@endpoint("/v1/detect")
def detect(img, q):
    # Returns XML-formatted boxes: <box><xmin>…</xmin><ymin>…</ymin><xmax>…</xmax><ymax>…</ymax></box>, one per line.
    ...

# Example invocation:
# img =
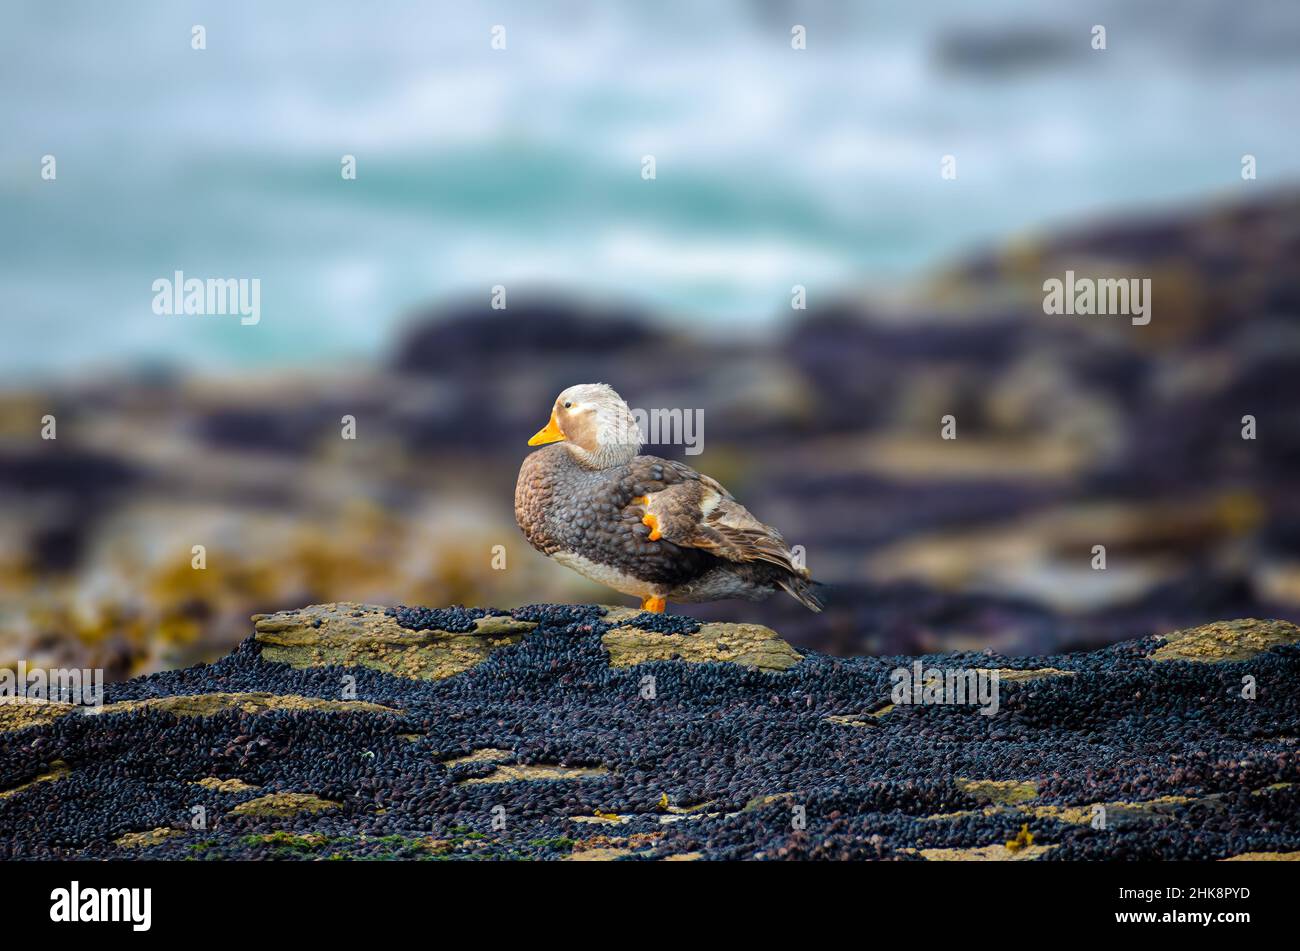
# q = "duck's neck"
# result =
<box><xmin>564</xmin><ymin>440</ymin><xmax>638</xmax><ymax>471</ymax></box>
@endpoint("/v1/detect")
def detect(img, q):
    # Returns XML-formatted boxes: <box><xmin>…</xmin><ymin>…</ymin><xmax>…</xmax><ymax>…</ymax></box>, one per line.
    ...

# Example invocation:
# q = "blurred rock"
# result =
<box><xmin>2</xmin><ymin>191</ymin><xmax>1299</xmax><ymax>674</ymax></box>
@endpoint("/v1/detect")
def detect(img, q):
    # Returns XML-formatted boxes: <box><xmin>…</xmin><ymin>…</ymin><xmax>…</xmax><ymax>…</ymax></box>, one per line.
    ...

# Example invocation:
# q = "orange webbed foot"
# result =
<box><xmin>640</xmin><ymin>595</ymin><xmax>667</xmax><ymax>613</ymax></box>
<box><xmin>641</xmin><ymin>512</ymin><xmax>662</xmax><ymax>541</ymax></box>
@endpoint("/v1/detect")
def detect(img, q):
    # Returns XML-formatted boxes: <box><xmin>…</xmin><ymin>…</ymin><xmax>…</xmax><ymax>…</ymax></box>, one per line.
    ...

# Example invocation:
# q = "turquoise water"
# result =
<box><xmin>2</xmin><ymin>0</ymin><xmax>1298</xmax><ymax>378</ymax></box>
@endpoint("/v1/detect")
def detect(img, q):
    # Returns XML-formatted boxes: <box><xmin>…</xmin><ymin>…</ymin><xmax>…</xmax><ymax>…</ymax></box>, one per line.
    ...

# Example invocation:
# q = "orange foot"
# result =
<box><xmin>641</xmin><ymin>512</ymin><xmax>662</xmax><ymax>541</ymax></box>
<box><xmin>640</xmin><ymin>595</ymin><xmax>667</xmax><ymax>613</ymax></box>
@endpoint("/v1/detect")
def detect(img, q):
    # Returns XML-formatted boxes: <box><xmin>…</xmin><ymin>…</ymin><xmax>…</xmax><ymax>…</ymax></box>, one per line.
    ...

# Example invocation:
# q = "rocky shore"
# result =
<box><xmin>4</xmin><ymin>191</ymin><xmax>1300</xmax><ymax>677</ymax></box>
<box><xmin>2</xmin><ymin>603</ymin><xmax>1298</xmax><ymax>861</ymax></box>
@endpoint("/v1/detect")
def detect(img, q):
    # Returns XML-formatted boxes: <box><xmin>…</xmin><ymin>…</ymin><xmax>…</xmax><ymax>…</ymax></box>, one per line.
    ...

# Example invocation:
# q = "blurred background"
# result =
<box><xmin>2</xmin><ymin>1</ymin><xmax>1299</xmax><ymax>678</ymax></box>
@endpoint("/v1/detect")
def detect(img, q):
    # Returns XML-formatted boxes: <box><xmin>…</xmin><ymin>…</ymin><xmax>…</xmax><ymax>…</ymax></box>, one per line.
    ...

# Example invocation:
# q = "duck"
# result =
<box><xmin>515</xmin><ymin>383</ymin><xmax>823</xmax><ymax>614</ymax></box>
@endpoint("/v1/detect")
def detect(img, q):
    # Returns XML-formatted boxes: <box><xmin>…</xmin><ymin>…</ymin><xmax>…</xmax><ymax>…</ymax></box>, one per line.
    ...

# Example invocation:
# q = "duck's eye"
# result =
<box><xmin>563</xmin><ymin>401</ymin><xmax>573</xmax><ymax>409</ymax></box>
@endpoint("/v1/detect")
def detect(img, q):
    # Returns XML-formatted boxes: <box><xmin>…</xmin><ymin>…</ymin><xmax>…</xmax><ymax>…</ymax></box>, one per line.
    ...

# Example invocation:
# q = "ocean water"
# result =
<box><xmin>1</xmin><ymin>0</ymin><xmax>1298</xmax><ymax>379</ymax></box>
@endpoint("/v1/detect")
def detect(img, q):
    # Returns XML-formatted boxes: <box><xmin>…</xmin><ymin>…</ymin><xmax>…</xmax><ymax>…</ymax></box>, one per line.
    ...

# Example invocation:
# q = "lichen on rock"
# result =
<box><xmin>566</xmin><ymin>831</ymin><xmax>661</xmax><ymax>860</ymax></box>
<box><xmin>570</xmin><ymin>812</ymin><xmax>633</xmax><ymax>826</ymax></box>
<box><xmin>1221</xmin><ymin>851</ymin><xmax>1300</xmax><ymax>861</ymax></box>
<box><xmin>0</xmin><ymin>697</ymin><xmax>76</xmax><ymax>732</ymax></box>
<box><xmin>565</xmin><ymin>846</ymin><xmax>634</xmax><ymax>861</ymax></box>
<box><xmin>981</xmin><ymin>667</ymin><xmax>1075</xmax><ymax>682</ymax></box>
<box><xmin>825</xmin><ymin>714</ymin><xmax>874</xmax><ymax>727</ymax></box>
<box><xmin>90</xmin><ymin>692</ymin><xmax>400</xmax><ymax>718</ymax></box>
<box><xmin>1150</xmin><ymin>618</ymin><xmax>1300</xmax><ymax>663</ymax></box>
<box><xmin>0</xmin><ymin>759</ymin><xmax>71</xmax><ymax>800</ymax></box>
<box><xmin>906</xmin><ymin>841</ymin><xmax>1058</xmax><ymax>861</ymax></box>
<box><xmin>602</xmin><ymin>619</ymin><xmax>802</xmax><ymax>671</ymax></box>
<box><xmin>193</xmin><ymin>777</ymin><xmax>260</xmax><ymax>793</ymax></box>
<box><xmin>114</xmin><ymin>827</ymin><xmax>186</xmax><ymax>848</ymax></box>
<box><xmin>252</xmin><ymin>601</ymin><xmax>536</xmax><ymax>679</ymax></box>
<box><xmin>459</xmin><ymin>763</ymin><xmax>608</xmax><ymax>785</ymax></box>
<box><xmin>440</xmin><ymin>748</ymin><xmax>513</xmax><ymax>767</ymax></box>
<box><xmin>955</xmin><ymin>778</ymin><xmax>1039</xmax><ymax>806</ymax></box>
<box><xmin>825</xmin><ymin>704</ymin><xmax>893</xmax><ymax>727</ymax></box>
<box><xmin>227</xmin><ymin>792</ymin><xmax>340</xmax><ymax>819</ymax></box>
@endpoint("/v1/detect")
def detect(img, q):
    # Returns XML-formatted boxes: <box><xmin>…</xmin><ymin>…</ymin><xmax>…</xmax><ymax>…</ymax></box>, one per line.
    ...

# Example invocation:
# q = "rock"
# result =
<box><xmin>459</xmin><ymin>763</ymin><xmax>608</xmax><ymax>785</ymax></box>
<box><xmin>565</xmin><ymin>846</ymin><xmax>633</xmax><ymax>861</ymax></box>
<box><xmin>659</xmin><ymin>811</ymin><xmax>722</xmax><ymax>825</ymax></box>
<box><xmin>88</xmin><ymin>692</ymin><xmax>401</xmax><ymax>718</ymax></box>
<box><xmin>6</xmin><ymin>603</ymin><xmax>1298</xmax><ymax>862</ymax></box>
<box><xmin>906</xmin><ymin>842</ymin><xmax>1058</xmax><ymax>861</ymax></box>
<box><xmin>252</xmin><ymin>602</ymin><xmax>536</xmax><ymax>679</ymax></box>
<box><xmin>246</xmin><ymin>831</ymin><xmax>331</xmax><ymax>849</ymax></box>
<box><xmin>226</xmin><ymin>792</ymin><xmax>341</xmax><ymax>819</ymax></box>
<box><xmin>1150</xmin><ymin>618</ymin><xmax>1300</xmax><ymax>663</ymax></box>
<box><xmin>595</xmin><ymin>605</ymin><xmax>643</xmax><ymax>624</ymax></box>
<box><xmin>192</xmin><ymin>777</ymin><xmax>260</xmax><ymax>793</ymax></box>
<box><xmin>0</xmin><ymin>698</ymin><xmax>76</xmax><ymax>732</ymax></box>
<box><xmin>926</xmin><ymin>792</ymin><xmax>1216</xmax><ymax>827</ymax></box>
<box><xmin>2</xmin><ymin>692</ymin><xmax>398</xmax><ymax>732</ymax></box>
<box><xmin>1031</xmin><ymin>795</ymin><xmax>1197</xmax><ymax>826</ymax></box>
<box><xmin>825</xmin><ymin>705</ymin><xmax>894</xmax><ymax>727</ymax></box>
<box><xmin>955</xmin><ymin>778</ymin><xmax>1039</xmax><ymax>806</ymax></box>
<box><xmin>1221</xmin><ymin>851</ymin><xmax>1300</xmax><ymax>861</ymax></box>
<box><xmin>663</xmin><ymin>799</ymin><xmax>717</xmax><ymax>815</ymax></box>
<box><xmin>602</xmin><ymin>619</ymin><xmax>802</xmax><ymax>672</ymax></box>
<box><xmin>740</xmin><ymin>792</ymin><xmax>796</xmax><ymax>812</ymax></box>
<box><xmin>0</xmin><ymin>760</ymin><xmax>71</xmax><ymax>800</ymax></box>
<box><xmin>826</xmin><ymin>714</ymin><xmax>875</xmax><ymax>727</ymax></box>
<box><xmin>570</xmin><ymin>813</ymin><xmax>633</xmax><ymax>826</ymax></box>
<box><xmin>565</xmin><ymin>831</ymin><xmax>661</xmax><ymax>861</ymax></box>
<box><xmin>439</xmin><ymin>748</ymin><xmax>513</xmax><ymax>767</ymax></box>
<box><xmin>114</xmin><ymin>828</ymin><xmax>185</xmax><ymax>848</ymax></box>
<box><xmin>982</xmin><ymin>667</ymin><xmax>1075</xmax><ymax>682</ymax></box>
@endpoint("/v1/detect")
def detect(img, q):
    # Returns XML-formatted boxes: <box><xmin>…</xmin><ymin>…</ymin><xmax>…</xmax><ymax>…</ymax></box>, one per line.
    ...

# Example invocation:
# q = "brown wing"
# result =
<box><xmin>629</xmin><ymin>463</ymin><xmax>805</xmax><ymax>575</ymax></box>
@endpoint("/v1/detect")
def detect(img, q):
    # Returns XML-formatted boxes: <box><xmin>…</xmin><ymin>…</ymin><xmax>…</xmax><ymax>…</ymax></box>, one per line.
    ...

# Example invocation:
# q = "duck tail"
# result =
<box><xmin>778</xmin><ymin>574</ymin><xmax>826</xmax><ymax>613</ymax></box>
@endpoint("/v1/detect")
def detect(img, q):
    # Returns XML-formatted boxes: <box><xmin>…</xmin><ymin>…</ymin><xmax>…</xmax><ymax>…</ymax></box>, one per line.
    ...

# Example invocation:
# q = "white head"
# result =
<box><xmin>527</xmin><ymin>383</ymin><xmax>642</xmax><ymax>469</ymax></box>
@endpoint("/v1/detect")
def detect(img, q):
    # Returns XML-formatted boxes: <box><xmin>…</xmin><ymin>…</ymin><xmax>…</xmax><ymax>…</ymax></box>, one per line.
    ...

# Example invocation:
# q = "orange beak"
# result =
<box><xmin>527</xmin><ymin>411</ymin><xmax>566</xmax><ymax>446</ymax></box>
